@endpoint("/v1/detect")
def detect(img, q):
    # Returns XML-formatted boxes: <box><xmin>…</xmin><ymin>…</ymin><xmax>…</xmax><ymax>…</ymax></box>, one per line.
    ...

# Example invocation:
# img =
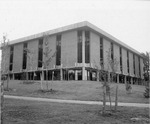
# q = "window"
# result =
<box><xmin>85</xmin><ymin>31</ymin><xmax>90</xmax><ymax>63</ymax></box>
<box><xmin>120</xmin><ymin>47</ymin><xmax>122</xmax><ymax>73</ymax></box>
<box><xmin>111</xmin><ymin>42</ymin><xmax>114</xmax><ymax>60</ymax></box>
<box><xmin>127</xmin><ymin>51</ymin><xmax>129</xmax><ymax>74</ymax></box>
<box><xmin>38</xmin><ymin>39</ymin><xmax>43</xmax><ymax>67</ymax></box>
<box><xmin>22</xmin><ymin>43</ymin><xmax>28</xmax><ymax>69</ymax></box>
<box><xmin>133</xmin><ymin>55</ymin><xmax>135</xmax><ymax>75</ymax></box>
<box><xmin>9</xmin><ymin>46</ymin><xmax>14</xmax><ymax>71</ymax></box>
<box><xmin>56</xmin><ymin>35</ymin><xmax>61</xmax><ymax>66</ymax></box>
<box><xmin>100</xmin><ymin>37</ymin><xmax>103</xmax><ymax>68</ymax></box>
<box><xmin>139</xmin><ymin>57</ymin><xmax>141</xmax><ymax>77</ymax></box>
<box><xmin>77</xmin><ymin>31</ymin><xmax>82</xmax><ymax>63</ymax></box>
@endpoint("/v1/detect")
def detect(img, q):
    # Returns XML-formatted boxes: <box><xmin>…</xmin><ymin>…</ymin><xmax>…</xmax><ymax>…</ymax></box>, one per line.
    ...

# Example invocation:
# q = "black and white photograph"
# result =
<box><xmin>0</xmin><ymin>0</ymin><xmax>150</xmax><ymax>124</ymax></box>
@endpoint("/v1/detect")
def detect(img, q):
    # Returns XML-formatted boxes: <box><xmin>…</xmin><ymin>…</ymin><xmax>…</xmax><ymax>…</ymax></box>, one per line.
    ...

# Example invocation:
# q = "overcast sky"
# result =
<box><xmin>0</xmin><ymin>0</ymin><xmax>150</xmax><ymax>54</ymax></box>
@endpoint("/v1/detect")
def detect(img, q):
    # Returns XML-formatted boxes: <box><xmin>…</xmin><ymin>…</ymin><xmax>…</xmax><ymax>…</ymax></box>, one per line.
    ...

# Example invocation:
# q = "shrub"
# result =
<box><xmin>144</xmin><ymin>82</ymin><xmax>150</xmax><ymax>98</ymax></box>
<box><xmin>126</xmin><ymin>82</ymin><xmax>132</xmax><ymax>93</ymax></box>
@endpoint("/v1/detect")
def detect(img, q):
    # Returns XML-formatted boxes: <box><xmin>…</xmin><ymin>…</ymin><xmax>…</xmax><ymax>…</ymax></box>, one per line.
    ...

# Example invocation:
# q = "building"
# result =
<box><xmin>1</xmin><ymin>21</ymin><xmax>144</xmax><ymax>84</ymax></box>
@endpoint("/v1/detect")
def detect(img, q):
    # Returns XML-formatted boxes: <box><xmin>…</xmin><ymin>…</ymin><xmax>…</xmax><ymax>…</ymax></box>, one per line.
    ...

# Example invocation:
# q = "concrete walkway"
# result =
<box><xmin>4</xmin><ymin>95</ymin><xmax>150</xmax><ymax>108</ymax></box>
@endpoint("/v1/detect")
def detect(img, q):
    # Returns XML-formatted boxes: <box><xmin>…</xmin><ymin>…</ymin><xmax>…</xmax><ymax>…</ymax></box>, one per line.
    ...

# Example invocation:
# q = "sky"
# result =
<box><xmin>0</xmin><ymin>0</ymin><xmax>150</xmax><ymax>55</ymax></box>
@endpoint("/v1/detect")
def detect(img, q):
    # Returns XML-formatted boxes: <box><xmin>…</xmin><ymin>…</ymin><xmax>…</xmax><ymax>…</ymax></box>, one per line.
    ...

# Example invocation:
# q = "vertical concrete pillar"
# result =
<box><xmin>117</xmin><ymin>74</ymin><xmax>119</xmax><ymax>83</ymax></box>
<box><xmin>60</xmin><ymin>68</ymin><xmax>63</xmax><ymax>81</ymax></box>
<box><xmin>108</xmin><ymin>72</ymin><xmax>110</xmax><ymax>82</ymax></box>
<box><xmin>82</xmin><ymin>31</ymin><xmax>85</xmax><ymax>80</ymax></box>
<box><xmin>41</xmin><ymin>71</ymin><xmax>44</xmax><ymax>81</ymax></box>
<box><xmin>131</xmin><ymin>77</ymin><xmax>133</xmax><ymax>85</ymax></box>
<box><xmin>75</xmin><ymin>70</ymin><xmax>78</xmax><ymax>81</ymax></box>
<box><xmin>124</xmin><ymin>75</ymin><xmax>127</xmax><ymax>85</ymax></box>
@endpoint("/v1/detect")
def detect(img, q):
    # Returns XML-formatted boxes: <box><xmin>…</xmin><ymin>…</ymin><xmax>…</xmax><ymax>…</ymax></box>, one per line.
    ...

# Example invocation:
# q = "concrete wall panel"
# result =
<box><xmin>129</xmin><ymin>52</ymin><xmax>134</xmax><ymax>76</ymax></box>
<box><xmin>140</xmin><ymin>58</ymin><xmax>144</xmax><ymax>79</ymax></box>
<box><xmin>135</xmin><ymin>55</ymin><xmax>140</xmax><ymax>78</ymax></box>
<box><xmin>43</xmin><ymin>35</ymin><xmax>56</xmax><ymax>69</ymax></box>
<box><xmin>90</xmin><ymin>32</ymin><xmax>100</xmax><ymax>69</ymax></box>
<box><xmin>61</xmin><ymin>31</ymin><xmax>77</xmax><ymax>67</ymax></box>
<box><xmin>122</xmin><ymin>48</ymin><xmax>128</xmax><ymax>75</ymax></box>
<box><xmin>103</xmin><ymin>38</ymin><xmax>111</xmax><ymax>71</ymax></box>
<box><xmin>113</xmin><ymin>44</ymin><xmax>120</xmax><ymax>73</ymax></box>
<box><xmin>13</xmin><ymin>44</ymin><xmax>23</xmax><ymax>73</ymax></box>
<box><xmin>1</xmin><ymin>47</ymin><xmax>10</xmax><ymax>73</ymax></box>
<box><xmin>27</xmin><ymin>40</ymin><xmax>38</xmax><ymax>71</ymax></box>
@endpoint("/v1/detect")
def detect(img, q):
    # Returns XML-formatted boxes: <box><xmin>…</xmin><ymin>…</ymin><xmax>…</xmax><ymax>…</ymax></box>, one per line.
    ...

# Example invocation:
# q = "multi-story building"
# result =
<box><xmin>1</xmin><ymin>21</ymin><xmax>144</xmax><ymax>84</ymax></box>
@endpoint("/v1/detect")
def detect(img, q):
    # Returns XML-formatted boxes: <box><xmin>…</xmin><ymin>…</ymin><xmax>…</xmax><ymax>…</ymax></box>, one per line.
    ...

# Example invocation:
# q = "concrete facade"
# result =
<box><xmin>2</xmin><ymin>21</ymin><xmax>144</xmax><ymax>84</ymax></box>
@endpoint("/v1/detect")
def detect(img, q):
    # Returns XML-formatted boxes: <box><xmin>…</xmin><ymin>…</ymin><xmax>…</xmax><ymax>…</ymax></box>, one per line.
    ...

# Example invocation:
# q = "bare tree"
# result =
<box><xmin>27</xmin><ymin>49</ymin><xmax>36</xmax><ymax>82</ymax></box>
<box><xmin>141</xmin><ymin>52</ymin><xmax>150</xmax><ymax>98</ymax></box>
<box><xmin>0</xmin><ymin>34</ymin><xmax>9</xmax><ymax>124</ymax></box>
<box><xmin>107</xmin><ymin>48</ymin><xmax>119</xmax><ymax>111</ymax></box>
<box><xmin>41</xmin><ymin>33</ymin><xmax>56</xmax><ymax>91</ymax></box>
<box><xmin>94</xmin><ymin>59</ymin><xmax>112</xmax><ymax>114</ymax></box>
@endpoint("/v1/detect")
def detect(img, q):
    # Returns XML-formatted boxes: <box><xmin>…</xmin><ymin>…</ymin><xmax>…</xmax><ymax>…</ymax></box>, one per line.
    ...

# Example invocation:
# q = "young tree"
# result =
<box><xmin>41</xmin><ymin>33</ymin><xmax>56</xmax><ymax>91</ymax></box>
<box><xmin>94</xmin><ymin>60</ymin><xmax>111</xmax><ymax>114</ymax></box>
<box><xmin>141</xmin><ymin>52</ymin><xmax>150</xmax><ymax>98</ymax></box>
<box><xmin>141</xmin><ymin>52</ymin><xmax>150</xmax><ymax>84</ymax></box>
<box><xmin>26</xmin><ymin>49</ymin><xmax>36</xmax><ymax>82</ymax></box>
<box><xmin>0</xmin><ymin>34</ymin><xmax>9</xmax><ymax>124</ymax></box>
<box><xmin>106</xmin><ymin>48</ymin><xmax>119</xmax><ymax>112</ymax></box>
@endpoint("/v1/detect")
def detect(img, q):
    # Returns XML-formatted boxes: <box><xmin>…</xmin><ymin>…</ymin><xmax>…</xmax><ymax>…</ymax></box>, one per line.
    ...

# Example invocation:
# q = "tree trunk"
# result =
<box><xmin>108</xmin><ymin>92</ymin><xmax>112</xmax><ymax>111</ymax></box>
<box><xmin>46</xmin><ymin>69</ymin><xmax>49</xmax><ymax>90</ymax></box>
<box><xmin>115</xmin><ymin>85</ymin><xmax>118</xmax><ymax>111</ymax></box>
<box><xmin>1</xmin><ymin>80</ymin><xmax>4</xmax><ymax>124</ymax></box>
<box><xmin>51</xmin><ymin>71</ymin><xmax>54</xmax><ymax>91</ymax></box>
<box><xmin>6</xmin><ymin>74</ymin><xmax>9</xmax><ymax>90</ymax></box>
<box><xmin>26</xmin><ymin>71</ymin><xmax>28</xmax><ymax>82</ymax></box>
<box><xmin>40</xmin><ymin>72</ymin><xmax>43</xmax><ymax>90</ymax></box>
<box><xmin>102</xmin><ymin>85</ymin><xmax>106</xmax><ymax>115</ymax></box>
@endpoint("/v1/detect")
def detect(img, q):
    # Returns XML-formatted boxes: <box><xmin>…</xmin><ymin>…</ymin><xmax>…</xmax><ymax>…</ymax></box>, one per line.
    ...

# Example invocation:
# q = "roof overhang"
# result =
<box><xmin>9</xmin><ymin>21</ymin><xmax>142</xmax><ymax>57</ymax></box>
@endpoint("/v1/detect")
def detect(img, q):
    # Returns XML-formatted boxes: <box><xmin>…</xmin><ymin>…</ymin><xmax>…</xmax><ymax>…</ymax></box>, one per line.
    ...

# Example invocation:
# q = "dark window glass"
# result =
<box><xmin>139</xmin><ymin>57</ymin><xmax>141</xmax><ymax>77</ymax></box>
<box><xmin>38</xmin><ymin>39</ymin><xmax>43</xmax><ymax>67</ymax></box>
<box><xmin>100</xmin><ymin>37</ymin><xmax>104</xmax><ymax>67</ymax></box>
<box><xmin>9</xmin><ymin>46</ymin><xmax>14</xmax><ymax>71</ymax></box>
<box><xmin>120</xmin><ymin>47</ymin><xmax>122</xmax><ymax>73</ymax></box>
<box><xmin>23</xmin><ymin>43</ymin><xmax>28</xmax><ymax>69</ymax></box>
<box><xmin>56</xmin><ymin>35</ymin><xmax>61</xmax><ymax>65</ymax></box>
<box><xmin>127</xmin><ymin>51</ymin><xmax>129</xmax><ymax>73</ymax></box>
<box><xmin>133</xmin><ymin>55</ymin><xmax>135</xmax><ymax>74</ymax></box>
<box><xmin>85</xmin><ymin>31</ymin><xmax>90</xmax><ymax>63</ymax></box>
<box><xmin>111</xmin><ymin>42</ymin><xmax>114</xmax><ymax>60</ymax></box>
<box><xmin>77</xmin><ymin>31</ymin><xmax>82</xmax><ymax>63</ymax></box>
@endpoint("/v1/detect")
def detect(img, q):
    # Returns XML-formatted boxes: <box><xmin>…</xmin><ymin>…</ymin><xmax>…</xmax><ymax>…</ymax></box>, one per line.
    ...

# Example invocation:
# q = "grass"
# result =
<box><xmin>4</xmin><ymin>80</ymin><xmax>149</xmax><ymax>103</ymax></box>
<box><xmin>3</xmin><ymin>99</ymin><xmax>150</xmax><ymax>124</ymax></box>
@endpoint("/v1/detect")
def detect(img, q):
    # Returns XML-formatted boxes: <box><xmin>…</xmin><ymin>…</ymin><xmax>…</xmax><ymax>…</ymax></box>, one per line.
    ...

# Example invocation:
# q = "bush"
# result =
<box><xmin>126</xmin><ymin>82</ymin><xmax>132</xmax><ymax>94</ymax></box>
<box><xmin>144</xmin><ymin>83</ymin><xmax>150</xmax><ymax>98</ymax></box>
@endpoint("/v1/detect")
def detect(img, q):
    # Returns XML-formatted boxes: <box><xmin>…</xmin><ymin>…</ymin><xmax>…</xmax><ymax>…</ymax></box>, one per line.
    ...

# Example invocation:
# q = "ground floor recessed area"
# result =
<box><xmin>2</xmin><ymin>67</ymin><xmax>144</xmax><ymax>85</ymax></box>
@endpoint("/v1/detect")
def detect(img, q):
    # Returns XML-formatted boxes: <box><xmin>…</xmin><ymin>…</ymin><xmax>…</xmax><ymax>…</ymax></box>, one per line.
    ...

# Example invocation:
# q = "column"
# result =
<box><xmin>124</xmin><ymin>75</ymin><xmax>127</xmax><ymax>85</ymax></box>
<box><xmin>82</xmin><ymin>31</ymin><xmax>85</xmax><ymax>80</ymax></box>
<box><xmin>75</xmin><ymin>70</ymin><xmax>78</xmax><ymax>80</ymax></box>
<box><xmin>131</xmin><ymin>77</ymin><xmax>133</xmax><ymax>85</ymax></box>
<box><xmin>108</xmin><ymin>72</ymin><xmax>110</xmax><ymax>82</ymax></box>
<box><xmin>60</xmin><ymin>68</ymin><xmax>63</xmax><ymax>81</ymax></box>
<box><xmin>117</xmin><ymin>74</ymin><xmax>119</xmax><ymax>83</ymax></box>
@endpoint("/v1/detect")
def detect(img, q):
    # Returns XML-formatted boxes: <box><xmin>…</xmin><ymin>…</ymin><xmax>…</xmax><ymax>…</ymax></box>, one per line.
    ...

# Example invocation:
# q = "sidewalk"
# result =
<box><xmin>4</xmin><ymin>95</ymin><xmax>150</xmax><ymax>108</ymax></box>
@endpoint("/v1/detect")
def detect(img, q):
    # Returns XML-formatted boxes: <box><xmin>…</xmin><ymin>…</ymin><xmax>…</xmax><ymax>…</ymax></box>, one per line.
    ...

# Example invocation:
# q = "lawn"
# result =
<box><xmin>3</xmin><ymin>99</ymin><xmax>150</xmax><ymax>124</ymax></box>
<box><xmin>4</xmin><ymin>80</ymin><xmax>149</xmax><ymax>103</ymax></box>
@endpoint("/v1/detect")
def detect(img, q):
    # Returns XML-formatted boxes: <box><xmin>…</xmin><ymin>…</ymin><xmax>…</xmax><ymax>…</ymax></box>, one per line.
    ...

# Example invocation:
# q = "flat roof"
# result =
<box><xmin>9</xmin><ymin>21</ymin><xmax>141</xmax><ymax>56</ymax></box>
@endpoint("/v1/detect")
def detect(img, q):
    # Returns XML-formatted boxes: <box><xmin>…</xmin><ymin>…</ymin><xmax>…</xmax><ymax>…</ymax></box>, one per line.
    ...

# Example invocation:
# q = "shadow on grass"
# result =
<box><xmin>34</xmin><ymin>89</ymin><xmax>71</xmax><ymax>95</ymax></box>
<box><xmin>21</xmin><ymin>81</ymin><xmax>37</xmax><ymax>85</ymax></box>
